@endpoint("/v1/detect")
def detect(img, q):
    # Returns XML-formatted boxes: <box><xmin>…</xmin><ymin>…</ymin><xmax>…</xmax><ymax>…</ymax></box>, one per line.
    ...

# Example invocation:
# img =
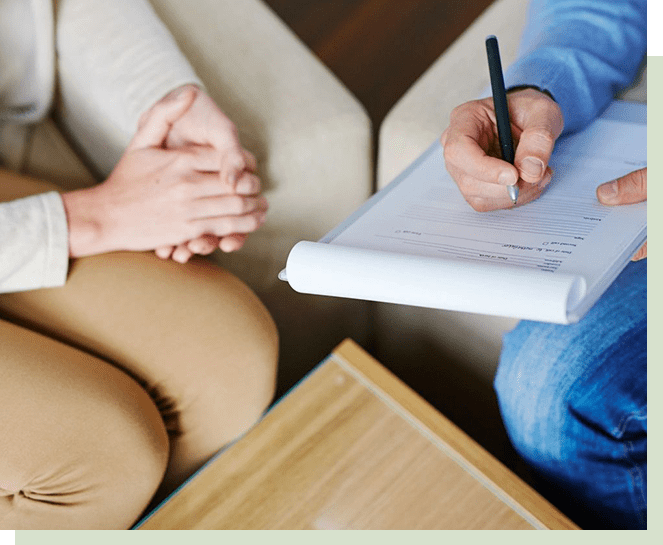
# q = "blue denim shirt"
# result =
<box><xmin>503</xmin><ymin>0</ymin><xmax>646</xmax><ymax>134</ymax></box>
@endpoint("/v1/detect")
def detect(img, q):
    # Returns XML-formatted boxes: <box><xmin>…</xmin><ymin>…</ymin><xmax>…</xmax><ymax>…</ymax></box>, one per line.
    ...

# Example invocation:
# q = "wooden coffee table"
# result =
<box><xmin>138</xmin><ymin>339</ymin><xmax>578</xmax><ymax>529</ymax></box>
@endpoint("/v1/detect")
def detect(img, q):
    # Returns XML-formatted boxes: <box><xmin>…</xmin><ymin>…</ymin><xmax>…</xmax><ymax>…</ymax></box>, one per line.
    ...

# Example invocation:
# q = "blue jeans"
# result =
<box><xmin>494</xmin><ymin>260</ymin><xmax>647</xmax><ymax>529</ymax></box>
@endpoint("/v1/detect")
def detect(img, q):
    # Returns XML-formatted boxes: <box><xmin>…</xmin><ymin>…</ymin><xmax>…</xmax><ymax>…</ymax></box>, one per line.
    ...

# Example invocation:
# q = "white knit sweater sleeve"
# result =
<box><xmin>0</xmin><ymin>191</ymin><xmax>69</xmax><ymax>293</ymax></box>
<box><xmin>56</xmin><ymin>0</ymin><xmax>204</xmax><ymax>175</ymax></box>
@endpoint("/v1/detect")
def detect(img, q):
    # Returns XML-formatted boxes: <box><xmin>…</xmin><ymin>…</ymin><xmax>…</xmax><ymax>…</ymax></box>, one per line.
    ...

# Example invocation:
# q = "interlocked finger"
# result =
<box><xmin>235</xmin><ymin>172</ymin><xmax>261</xmax><ymax>195</ymax></box>
<box><xmin>184</xmin><ymin>172</ymin><xmax>242</xmax><ymax>198</ymax></box>
<box><xmin>187</xmin><ymin>235</ymin><xmax>220</xmax><ymax>255</ymax></box>
<box><xmin>189</xmin><ymin>195</ymin><xmax>267</xmax><ymax>219</ymax></box>
<box><xmin>219</xmin><ymin>234</ymin><xmax>248</xmax><ymax>253</ymax></box>
<box><xmin>171</xmin><ymin>244</ymin><xmax>194</xmax><ymax>263</ymax></box>
<box><xmin>195</xmin><ymin>209</ymin><xmax>267</xmax><ymax>237</ymax></box>
<box><xmin>242</xmin><ymin>149</ymin><xmax>257</xmax><ymax>173</ymax></box>
<box><xmin>221</xmin><ymin>146</ymin><xmax>247</xmax><ymax>187</ymax></box>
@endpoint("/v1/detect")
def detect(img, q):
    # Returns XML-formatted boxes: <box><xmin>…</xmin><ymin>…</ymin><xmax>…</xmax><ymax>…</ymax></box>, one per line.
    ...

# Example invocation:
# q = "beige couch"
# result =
<box><xmin>1</xmin><ymin>0</ymin><xmax>646</xmax><ymax>468</ymax></box>
<box><xmin>0</xmin><ymin>0</ymin><xmax>374</xmax><ymax>397</ymax></box>
<box><xmin>376</xmin><ymin>0</ymin><xmax>647</xmax><ymax>459</ymax></box>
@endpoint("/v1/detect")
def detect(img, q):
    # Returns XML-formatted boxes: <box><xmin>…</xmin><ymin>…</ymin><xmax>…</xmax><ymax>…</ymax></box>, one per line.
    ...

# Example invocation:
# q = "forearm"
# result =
<box><xmin>55</xmin><ymin>0</ymin><xmax>203</xmax><ymax>175</ymax></box>
<box><xmin>504</xmin><ymin>0</ymin><xmax>646</xmax><ymax>133</ymax></box>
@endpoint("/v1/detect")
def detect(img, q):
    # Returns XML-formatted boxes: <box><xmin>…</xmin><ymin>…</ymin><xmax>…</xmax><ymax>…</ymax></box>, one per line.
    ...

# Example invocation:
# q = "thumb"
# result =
<box><xmin>513</xmin><ymin>99</ymin><xmax>563</xmax><ymax>185</ymax></box>
<box><xmin>514</xmin><ymin>124</ymin><xmax>561</xmax><ymax>185</ymax></box>
<box><xmin>128</xmin><ymin>87</ymin><xmax>196</xmax><ymax>150</ymax></box>
<box><xmin>631</xmin><ymin>241</ymin><xmax>647</xmax><ymax>261</ymax></box>
<box><xmin>597</xmin><ymin>167</ymin><xmax>647</xmax><ymax>206</ymax></box>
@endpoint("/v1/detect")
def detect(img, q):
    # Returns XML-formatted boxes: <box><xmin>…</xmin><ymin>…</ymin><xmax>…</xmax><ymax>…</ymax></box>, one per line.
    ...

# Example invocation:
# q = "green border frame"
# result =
<box><xmin>14</xmin><ymin>55</ymin><xmax>659</xmax><ymax>545</ymax></box>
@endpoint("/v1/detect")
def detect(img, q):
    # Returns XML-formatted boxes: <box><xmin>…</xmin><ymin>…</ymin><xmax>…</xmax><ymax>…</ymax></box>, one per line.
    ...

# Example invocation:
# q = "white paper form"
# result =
<box><xmin>283</xmin><ymin>103</ymin><xmax>646</xmax><ymax>323</ymax></box>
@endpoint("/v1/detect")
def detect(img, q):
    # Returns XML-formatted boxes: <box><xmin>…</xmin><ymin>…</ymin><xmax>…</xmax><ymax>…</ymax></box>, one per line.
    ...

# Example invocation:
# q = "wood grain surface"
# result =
<box><xmin>139</xmin><ymin>339</ymin><xmax>577</xmax><ymax>530</ymax></box>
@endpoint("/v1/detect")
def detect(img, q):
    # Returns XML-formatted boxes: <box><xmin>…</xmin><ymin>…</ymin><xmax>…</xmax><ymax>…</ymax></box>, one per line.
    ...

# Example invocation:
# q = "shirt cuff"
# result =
<box><xmin>504</xmin><ymin>53</ymin><xmax>597</xmax><ymax>135</ymax></box>
<box><xmin>0</xmin><ymin>191</ymin><xmax>69</xmax><ymax>293</ymax></box>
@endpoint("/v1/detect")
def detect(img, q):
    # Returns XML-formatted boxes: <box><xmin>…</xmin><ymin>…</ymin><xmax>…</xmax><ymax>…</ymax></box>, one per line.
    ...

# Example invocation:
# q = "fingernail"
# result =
<box><xmin>498</xmin><ymin>170</ymin><xmax>516</xmax><ymax>186</ymax></box>
<box><xmin>597</xmin><ymin>181</ymin><xmax>618</xmax><ymax>202</ymax></box>
<box><xmin>522</xmin><ymin>157</ymin><xmax>544</xmax><ymax>179</ymax></box>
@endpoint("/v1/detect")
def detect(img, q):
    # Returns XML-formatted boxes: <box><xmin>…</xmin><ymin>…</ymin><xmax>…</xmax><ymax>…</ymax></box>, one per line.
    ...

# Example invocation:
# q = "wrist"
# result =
<box><xmin>507</xmin><ymin>85</ymin><xmax>556</xmax><ymax>102</ymax></box>
<box><xmin>61</xmin><ymin>187</ymin><xmax>109</xmax><ymax>258</ymax></box>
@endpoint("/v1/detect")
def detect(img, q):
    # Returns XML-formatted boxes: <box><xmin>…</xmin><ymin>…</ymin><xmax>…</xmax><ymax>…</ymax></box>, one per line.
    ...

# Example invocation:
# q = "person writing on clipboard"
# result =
<box><xmin>440</xmin><ymin>0</ymin><xmax>646</xmax><ymax>530</ymax></box>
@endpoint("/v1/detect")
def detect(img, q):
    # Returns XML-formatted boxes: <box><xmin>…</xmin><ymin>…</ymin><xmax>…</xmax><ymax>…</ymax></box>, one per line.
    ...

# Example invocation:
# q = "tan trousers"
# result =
<box><xmin>0</xmin><ymin>171</ymin><xmax>279</xmax><ymax>530</ymax></box>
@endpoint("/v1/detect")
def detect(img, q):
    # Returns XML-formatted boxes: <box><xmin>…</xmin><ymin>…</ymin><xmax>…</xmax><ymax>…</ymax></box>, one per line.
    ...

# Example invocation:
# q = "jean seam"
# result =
<box><xmin>612</xmin><ymin>407</ymin><xmax>647</xmax><ymax>439</ymax></box>
<box><xmin>623</xmin><ymin>440</ymin><xmax>647</xmax><ymax>528</ymax></box>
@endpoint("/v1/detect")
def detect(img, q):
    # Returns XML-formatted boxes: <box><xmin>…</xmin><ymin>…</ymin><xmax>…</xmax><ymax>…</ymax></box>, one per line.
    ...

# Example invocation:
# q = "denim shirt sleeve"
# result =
<box><xmin>503</xmin><ymin>0</ymin><xmax>646</xmax><ymax>134</ymax></box>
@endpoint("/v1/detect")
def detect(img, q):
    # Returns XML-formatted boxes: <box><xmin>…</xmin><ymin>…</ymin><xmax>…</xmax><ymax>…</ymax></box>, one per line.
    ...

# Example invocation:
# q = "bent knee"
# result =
<box><xmin>219</xmin><ymin>309</ymin><xmax>279</xmax><ymax>440</ymax></box>
<box><xmin>210</xmin><ymin>264</ymin><xmax>279</xmax><ymax>417</ymax></box>
<box><xmin>494</xmin><ymin>322</ymin><xmax>573</xmax><ymax>462</ymax></box>
<box><xmin>0</xmin><ymin>370</ymin><xmax>169</xmax><ymax>529</ymax></box>
<box><xmin>221</xmin><ymin>273</ymin><xmax>279</xmax><ymax>426</ymax></box>
<box><xmin>206</xmin><ymin>313</ymin><xmax>278</xmax><ymax>442</ymax></box>
<box><xmin>154</xmin><ymin>264</ymin><xmax>279</xmax><ymax>449</ymax></box>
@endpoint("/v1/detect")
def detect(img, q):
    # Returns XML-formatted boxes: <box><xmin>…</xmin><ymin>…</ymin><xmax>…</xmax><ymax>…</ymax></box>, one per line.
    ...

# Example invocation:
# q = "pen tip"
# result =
<box><xmin>507</xmin><ymin>184</ymin><xmax>519</xmax><ymax>205</ymax></box>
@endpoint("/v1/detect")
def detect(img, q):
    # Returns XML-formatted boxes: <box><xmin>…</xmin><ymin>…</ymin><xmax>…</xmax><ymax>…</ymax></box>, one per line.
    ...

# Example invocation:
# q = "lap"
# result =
<box><xmin>1</xmin><ymin>168</ymin><xmax>279</xmax><ymax>503</ymax></box>
<box><xmin>494</xmin><ymin>259</ymin><xmax>647</xmax><ymax>529</ymax></box>
<box><xmin>495</xmin><ymin>259</ymin><xmax>646</xmax><ymax>436</ymax></box>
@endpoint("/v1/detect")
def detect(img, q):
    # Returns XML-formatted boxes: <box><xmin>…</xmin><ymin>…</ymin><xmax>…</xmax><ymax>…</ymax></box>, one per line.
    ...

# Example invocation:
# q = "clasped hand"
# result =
<box><xmin>62</xmin><ymin>85</ymin><xmax>266</xmax><ymax>262</ymax></box>
<box><xmin>440</xmin><ymin>88</ymin><xmax>646</xmax><ymax>260</ymax></box>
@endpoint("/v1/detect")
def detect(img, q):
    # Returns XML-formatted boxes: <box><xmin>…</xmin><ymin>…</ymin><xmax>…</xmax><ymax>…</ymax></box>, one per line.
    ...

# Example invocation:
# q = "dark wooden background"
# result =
<box><xmin>262</xmin><ymin>0</ymin><xmax>495</xmax><ymax>128</ymax></box>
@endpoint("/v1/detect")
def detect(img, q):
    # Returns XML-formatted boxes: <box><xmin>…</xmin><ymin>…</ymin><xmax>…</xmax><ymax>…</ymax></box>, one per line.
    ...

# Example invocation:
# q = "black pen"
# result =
<box><xmin>485</xmin><ymin>35</ymin><xmax>518</xmax><ymax>204</ymax></box>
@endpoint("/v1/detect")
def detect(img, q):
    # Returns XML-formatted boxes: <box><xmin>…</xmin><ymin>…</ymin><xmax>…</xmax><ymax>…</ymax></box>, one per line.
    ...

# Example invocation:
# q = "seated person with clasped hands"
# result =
<box><xmin>1</xmin><ymin>0</ymin><xmax>277</xmax><ymax>529</ymax></box>
<box><xmin>440</xmin><ymin>0</ymin><xmax>646</xmax><ymax>529</ymax></box>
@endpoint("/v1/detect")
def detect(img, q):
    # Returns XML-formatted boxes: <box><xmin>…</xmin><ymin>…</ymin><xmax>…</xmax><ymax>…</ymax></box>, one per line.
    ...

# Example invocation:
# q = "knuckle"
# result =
<box><xmin>464</xmin><ymin>193</ymin><xmax>498</xmax><ymax>212</ymax></box>
<box><xmin>443</xmin><ymin>139</ymin><xmax>462</xmax><ymax>165</ymax></box>
<box><xmin>449</xmin><ymin>101</ymin><xmax>476</xmax><ymax>122</ymax></box>
<box><xmin>466</xmin><ymin>197</ymin><xmax>487</xmax><ymax>212</ymax></box>
<box><xmin>455</xmin><ymin>173</ymin><xmax>475</xmax><ymax>193</ymax></box>
<box><xmin>222</xmin><ymin>120</ymin><xmax>239</xmax><ymax>139</ymax></box>
<box><xmin>528</xmin><ymin>127</ymin><xmax>556</xmax><ymax>148</ymax></box>
<box><xmin>449</xmin><ymin>105</ymin><xmax>464</xmax><ymax>121</ymax></box>
<box><xmin>138</xmin><ymin>110</ymin><xmax>150</xmax><ymax>128</ymax></box>
<box><xmin>248</xmin><ymin>174</ymin><xmax>261</xmax><ymax>193</ymax></box>
<box><xmin>228</xmin><ymin>195</ymin><xmax>246</xmax><ymax>214</ymax></box>
<box><xmin>173</xmin><ymin>150</ymin><xmax>193</xmax><ymax>168</ymax></box>
<box><xmin>171</xmin><ymin>182</ymin><xmax>190</xmax><ymax>201</ymax></box>
<box><xmin>635</xmin><ymin>168</ymin><xmax>647</xmax><ymax>192</ymax></box>
<box><xmin>188</xmin><ymin>222</ymin><xmax>205</xmax><ymax>239</ymax></box>
<box><xmin>217</xmin><ymin>218</ymin><xmax>232</xmax><ymax>236</ymax></box>
<box><xmin>543</xmin><ymin>97</ymin><xmax>562</xmax><ymax>117</ymax></box>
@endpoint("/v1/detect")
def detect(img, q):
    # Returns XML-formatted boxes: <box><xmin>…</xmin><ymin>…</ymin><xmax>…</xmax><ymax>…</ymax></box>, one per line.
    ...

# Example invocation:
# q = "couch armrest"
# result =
<box><xmin>148</xmin><ymin>0</ymin><xmax>373</xmax><ymax>287</ymax></box>
<box><xmin>51</xmin><ymin>0</ymin><xmax>373</xmax><ymax>290</ymax></box>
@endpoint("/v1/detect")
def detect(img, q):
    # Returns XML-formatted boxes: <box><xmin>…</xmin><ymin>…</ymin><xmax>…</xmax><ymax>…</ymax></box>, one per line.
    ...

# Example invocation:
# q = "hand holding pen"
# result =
<box><xmin>485</xmin><ymin>35</ymin><xmax>518</xmax><ymax>204</ymax></box>
<box><xmin>440</xmin><ymin>37</ymin><xmax>563</xmax><ymax>212</ymax></box>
